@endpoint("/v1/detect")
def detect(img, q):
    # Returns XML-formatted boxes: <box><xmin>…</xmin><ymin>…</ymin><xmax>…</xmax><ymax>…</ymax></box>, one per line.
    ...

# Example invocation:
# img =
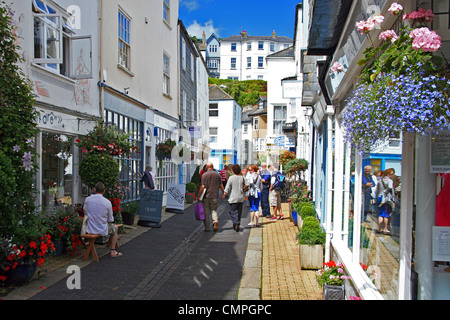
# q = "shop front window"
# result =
<box><xmin>344</xmin><ymin>139</ymin><xmax>403</xmax><ymax>299</ymax></box>
<box><xmin>42</xmin><ymin>132</ymin><xmax>74</xmax><ymax>213</ymax></box>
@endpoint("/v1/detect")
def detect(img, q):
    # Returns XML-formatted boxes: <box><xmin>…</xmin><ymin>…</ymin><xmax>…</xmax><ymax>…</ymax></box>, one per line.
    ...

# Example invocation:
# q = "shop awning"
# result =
<box><xmin>307</xmin><ymin>0</ymin><xmax>353</xmax><ymax>56</ymax></box>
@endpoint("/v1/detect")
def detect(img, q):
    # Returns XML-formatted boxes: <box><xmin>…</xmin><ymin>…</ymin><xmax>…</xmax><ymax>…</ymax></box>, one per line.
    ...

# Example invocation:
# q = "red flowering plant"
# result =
<box><xmin>0</xmin><ymin>215</ymin><xmax>55</xmax><ymax>282</ymax></box>
<box><xmin>360</xmin><ymin>262</ymin><xmax>377</xmax><ymax>285</ymax></box>
<box><xmin>44</xmin><ymin>208</ymin><xmax>83</xmax><ymax>255</ymax></box>
<box><xmin>316</xmin><ymin>260</ymin><xmax>351</xmax><ymax>287</ymax></box>
<box><xmin>156</xmin><ymin>138</ymin><xmax>176</xmax><ymax>160</ymax></box>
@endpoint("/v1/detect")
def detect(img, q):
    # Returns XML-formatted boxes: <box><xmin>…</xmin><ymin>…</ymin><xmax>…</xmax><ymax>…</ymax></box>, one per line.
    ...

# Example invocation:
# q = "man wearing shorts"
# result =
<box><xmin>269</xmin><ymin>165</ymin><xmax>283</xmax><ymax>220</ymax></box>
<box><xmin>84</xmin><ymin>182</ymin><xmax>122</xmax><ymax>257</ymax></box>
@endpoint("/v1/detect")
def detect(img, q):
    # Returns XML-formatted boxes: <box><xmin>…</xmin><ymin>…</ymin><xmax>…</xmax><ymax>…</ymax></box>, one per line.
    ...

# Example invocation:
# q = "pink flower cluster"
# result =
<box><xmin>407</xmin><ymin>8</ymin><xmax>434</xmax><ymax>24</ymax></box>
<box><xmin>410</xmin><ymin>27</ymin><xmax>441</xmax><ymax>52</ymax></box>
<box><xmin>331</xmin><ymin>61</ymin><xmax>344</xmax><ymax>73</ymax></box>
<box><xmin>379</xmin><ymin>30</ymin><xmax>399</xmax><ymax>43</ymax></box>
<box><xmin>388</xmin><ymin>3</ymin><xmax>403</xmax><ymax>15</ymax></box>
<box><xmin>355</xmin><ymin>15</ymin><xmax>384</xmax><ymax>34</ymax></box>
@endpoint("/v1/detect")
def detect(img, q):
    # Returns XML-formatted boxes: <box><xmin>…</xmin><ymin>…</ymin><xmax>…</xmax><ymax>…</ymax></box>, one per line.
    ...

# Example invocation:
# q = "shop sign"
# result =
<box><xmin>431</xmin><ymin>132</ymin><xmax>450</xmax><ymax>173</ymax></box>
<box><xmin>432</xmin><ymin>226</ymin><xmax>450</xmax><ymax>262</ymax></box>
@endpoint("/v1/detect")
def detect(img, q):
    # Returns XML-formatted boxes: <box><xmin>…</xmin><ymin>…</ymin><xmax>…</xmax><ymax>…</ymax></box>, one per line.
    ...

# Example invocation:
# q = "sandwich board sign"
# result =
<box><xmin>165</xmin><ymin>183</ymin><xmax>185</xmax><ymax>214</ymax></box>
<box><xmin>137</xmin><ymin>189</ymin><xmax>163</xmax><ymax>228</ymax></box>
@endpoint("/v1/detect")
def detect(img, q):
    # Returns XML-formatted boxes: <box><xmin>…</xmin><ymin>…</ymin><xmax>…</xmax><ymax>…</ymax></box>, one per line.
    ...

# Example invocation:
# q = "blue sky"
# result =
<box><xmin>179</xmin><ymin>0</ymin><xmax>301</xmax><ymax>40</ymax></box>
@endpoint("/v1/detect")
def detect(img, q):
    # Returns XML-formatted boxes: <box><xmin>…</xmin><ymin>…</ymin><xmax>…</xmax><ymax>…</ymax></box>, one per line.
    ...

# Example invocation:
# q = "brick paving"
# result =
<box><xmin>2</xmin><ymin>200</ymin><xmax>324</xmax><ymax>301</ymax></box>
<box><xmin>261</xmin><ymin>203</ymin><xmax>323</xmax><ymax>300</ymax></box>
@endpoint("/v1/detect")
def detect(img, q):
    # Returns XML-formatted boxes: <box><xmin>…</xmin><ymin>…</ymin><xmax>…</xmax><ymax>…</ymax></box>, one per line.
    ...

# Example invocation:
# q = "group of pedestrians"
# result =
<box><xmin>362</xmin><ymin>165</ymin><xmax>400</xmax><ymax>234</ymax></box>
<box><xmin>199</xmin><ymin>162</ymin><xmax>285</xmax><ymax>233</ymax></box>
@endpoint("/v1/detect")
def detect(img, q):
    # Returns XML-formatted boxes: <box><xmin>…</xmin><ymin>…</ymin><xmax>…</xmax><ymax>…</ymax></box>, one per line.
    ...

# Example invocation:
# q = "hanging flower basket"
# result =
<box><xmin>156</xmin><ymin>138</ymin><xmax>176</xmax><ymax>160</ymax></box>
<box><xmin>331</xmin><ymin>3</ymin><xmax>450</xmax><ymax>151</ymax></box>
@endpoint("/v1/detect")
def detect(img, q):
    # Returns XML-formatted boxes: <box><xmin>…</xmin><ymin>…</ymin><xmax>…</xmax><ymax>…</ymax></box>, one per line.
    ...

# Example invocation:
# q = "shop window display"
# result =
<box><xmin>42</xmin><ymin>132</ymin><xmax>74</xmax><ymax>213</ymax></box>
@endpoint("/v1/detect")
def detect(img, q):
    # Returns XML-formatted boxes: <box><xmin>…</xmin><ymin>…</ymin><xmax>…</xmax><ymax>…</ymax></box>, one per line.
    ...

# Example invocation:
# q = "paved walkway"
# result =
<box><xmin>1</xmin><ymin>201</ymin><xmax>323</xmax><ymax>300</ymax></box>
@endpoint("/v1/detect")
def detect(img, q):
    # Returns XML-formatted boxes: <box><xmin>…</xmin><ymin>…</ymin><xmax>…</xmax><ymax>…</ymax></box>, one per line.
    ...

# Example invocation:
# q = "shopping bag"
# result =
<box><xmin>195</xmin><ymin>202</ymin><xmax>205</xmax><ymax>220</ymax></box>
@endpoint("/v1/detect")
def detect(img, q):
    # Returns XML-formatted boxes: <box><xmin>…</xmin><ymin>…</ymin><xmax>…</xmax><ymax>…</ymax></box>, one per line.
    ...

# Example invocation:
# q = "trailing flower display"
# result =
<box><xmin>331</xmin><ymin>3</ymin><xmax>450</xmax><ymax>150</ymax></box>
<box><xmin>76</xmin><ymin>121</ymin><xmax>137</xmax><ymax>157</ymax></box>
<box><xmin>156</xmin><ymin>138</ymin><xmax>176</xmax><ymax>160</ymax></box>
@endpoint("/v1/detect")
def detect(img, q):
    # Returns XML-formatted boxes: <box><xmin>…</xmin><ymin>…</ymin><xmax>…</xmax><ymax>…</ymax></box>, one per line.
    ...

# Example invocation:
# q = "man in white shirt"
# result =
<box><xmin>83</xmin><ymin>182</ymin><xmax>122</xmax><ymax>257</ymax></box>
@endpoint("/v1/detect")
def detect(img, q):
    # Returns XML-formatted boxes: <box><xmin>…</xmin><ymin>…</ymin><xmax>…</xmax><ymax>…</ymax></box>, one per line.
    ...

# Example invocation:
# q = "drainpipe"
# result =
<box><xmin>99</xmin><ymin>0</ymin><xmax>104</xmax><ymax>119</ymax></box>
<box><xmin>324</xmin><ymin>105</ymin><xmax>334</xmax><ymax>262</ymax></box>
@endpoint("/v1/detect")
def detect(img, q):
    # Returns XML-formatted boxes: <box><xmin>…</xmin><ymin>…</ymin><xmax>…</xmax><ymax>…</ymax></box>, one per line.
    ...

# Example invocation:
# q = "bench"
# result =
<box><xmin>81</xmin><ymin>233</ymin><xmax>101</xmax><ymax>262</ymax></box>
<box><xmin>81</xmin><ymin>224</ymin><xmax>123</xmax><ymax>262</ymax></box>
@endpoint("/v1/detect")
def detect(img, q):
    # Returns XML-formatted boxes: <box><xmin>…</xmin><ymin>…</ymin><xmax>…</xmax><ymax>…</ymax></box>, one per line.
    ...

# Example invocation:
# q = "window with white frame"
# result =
<box><xmin>209</xmin><ymin>103</ymin><xmax>218</xmax><ymax>117</ymax></box>
<box><xmin>209</xmin><ymin>127</ymin><xmax>218</xmax><ymax>143</ymax></box>
<box><xmin>258</xmin><ymin>56</ymin><xmax>264</xmax><ymax>68</ymax></box>
<box><xmin>231</xmin><ymin>57</ymin><xmax>237</xmax><ymax>69</ymax></box>
<box><xmin>182</xmin><ymin>90</ymin><xmax>187</xmax><ymax>123</ymax></box>
<box><xmin>191</xmin><ymin>53</ymin><xmax>195</xmax><ymax>81</ymax></box>
<box><xmin>247</xmin><ymin>57</ymin><xmax>252</xmax><ymax>68</ymax></box>
<box><xmin>258</xmin><ymin>41</ymin><xmax>264</xmax><ymax>50</ymax></box>
<box><xmin>182</xmin><ymin>38</ymin><xmax>186</xmax><ymax>71</ymax></box>
<box><xmin>253</xmin><ymin>117</ymin><xmax>259</xmax><ymax>130</ymax></box>
<box><xmin>209</xmin><ymin>44</ymin><xmax>218</xmax><ymax>53</ymax></box>
<box><xmin>253</xmin><ymin>138</ymin><xmax>265</xmax><ymax>151</ymax></box>
<box><xmin>163</xmin><ymin>52</ymin><xmax>170</xmax><ymax>95</ymax></box>
<box><xmin>208</xmin><ymin>59</ymin><xmax>218</xmax><ymax>69</ymax></box>
<box><xmin>32</xmin><ymin>0</ymin><xmax>92</xmax><ymax>78</ymax></box>
<box><xmin>273</xmin><ymin>105</ymin><xmax>287</xmax><ymax>135</ymax></box>
<box><xmin>243</xmin><ymin>124</ymin><xmax>248</xmax><ymax>134</ymax></box>
<box><xmin>231</xmin><ymin>43</ymin><xmax>237</xmax><ymax>51</ymax></box>
<box><xmin>118</xmin><ymin>9</ymin><xmax>131</xmax><ymax>70</ymax></box>
<box><xmin>270</xmin><ymin>42</ymin><xmax>275</xmax><ymax>52</ymax></box>
<box><xmin>163</xmin><ymin>0</ymin><xmax>170</xmax><ymax>24</ymax></box>
<box><xmin>247</xmin><ymin>42</ymin><xmax>252</xmax><ymax>51</ymax></box>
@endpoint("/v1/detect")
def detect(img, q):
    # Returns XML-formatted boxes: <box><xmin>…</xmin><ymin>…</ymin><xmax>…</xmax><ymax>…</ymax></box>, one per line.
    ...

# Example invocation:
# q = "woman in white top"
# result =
<box><xmin>247</xmin><ymin>164</ymin><xmax>262</xmax><ymax>227</ymax></box>
<box><xmin>375</xmin><ymin>168</ymin><xmax>396</xmax><ymax>234</ymax></box>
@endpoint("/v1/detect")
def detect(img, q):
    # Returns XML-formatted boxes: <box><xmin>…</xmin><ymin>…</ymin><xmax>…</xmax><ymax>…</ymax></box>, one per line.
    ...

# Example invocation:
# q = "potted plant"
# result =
<box><xmin>44</xmin><ymin>208</ymin><xmax>83</xmax><ymax>256</ymax></box>
<box><xmin>185</xmin><ymin>182</ymin><xmax>197</xmax><ymax>204</ymax></box>
<box><xmin>121</xmin><ymin>200</ymin><xmax>138</xmax><ymax>226</ymax></box>
<box><xmin>0</xmin><ymin>222</ymin><xmax>55</xmax><ymax>285</ymax></box>
<box><xmin>316</xmin><ymin>260</ymin><xmax>351</xmax><ymax>300</ymax></box>
<box><xmin>297</xmin><ymin>216</ymin><xmax>325</xmax><ymax>270</ymax></box>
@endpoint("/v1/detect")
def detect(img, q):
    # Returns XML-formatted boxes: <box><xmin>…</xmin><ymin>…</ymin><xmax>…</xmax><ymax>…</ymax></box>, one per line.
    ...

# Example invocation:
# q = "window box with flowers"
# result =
<box><xmin>331</xmin><ymin>3</ymin><xmax>450</xmax><ymax>151</ymax></box>
<box><xmin>316</xmin><ymin>260</ymin><xmax>351</xmax><ymax>300</ymax></box>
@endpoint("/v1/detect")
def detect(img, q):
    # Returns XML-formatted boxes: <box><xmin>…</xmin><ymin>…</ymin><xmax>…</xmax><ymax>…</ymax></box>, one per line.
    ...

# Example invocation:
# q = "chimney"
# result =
<box><xmin>202</xmin><ymin>31</ymin><xmax>206</xmax><ymax>45</ymax></box>
<box><xmin>272</xmin><ymin>30</ymin><xmax>276</xmax><ymax>38</ymax></box>
<box><xmin>241</xmin><ymin>30</ymin><xmax>248</xmax><ymax>37</ymax></box>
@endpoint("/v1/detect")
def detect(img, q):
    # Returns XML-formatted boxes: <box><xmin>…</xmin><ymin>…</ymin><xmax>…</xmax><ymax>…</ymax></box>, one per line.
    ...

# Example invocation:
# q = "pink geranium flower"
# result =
<box><xmin>388</xmin><ymin>3</ymin><xmax>403</xmax><ymax>15</ymax></box>
<box><xmin>331</xmin><ymin>61</ymin><xmax>344</xmax><ymax>73</ymax></box>
<box><xmin>410</xmin><ymin>27</ymin><xmax>441</xmax><ymax>52</ymax></box>
<box><xmin>379</xmin><ymin>30</ymin><xmax>399</xmax><ymax>43</ymax></box>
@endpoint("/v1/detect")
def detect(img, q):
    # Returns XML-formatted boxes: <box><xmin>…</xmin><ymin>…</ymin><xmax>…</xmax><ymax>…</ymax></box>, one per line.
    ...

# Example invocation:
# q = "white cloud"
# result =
<box><xmin>180</xmin><ymin>0</ymin><xmax>200</xmax><ymax>12</ymax></box>
<box><xmin>186</xmin><ymin>19</ymin><xmax>220</xmax><ymax>39</ymax></box>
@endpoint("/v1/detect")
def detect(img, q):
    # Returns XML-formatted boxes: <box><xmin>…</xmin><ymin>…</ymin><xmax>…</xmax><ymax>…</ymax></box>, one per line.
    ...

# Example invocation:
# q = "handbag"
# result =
<box><xmin>195</xmin><ymin>202</ymin><xmax>205</xmax><ymax>220</ymax></box>
<box><xmin>242</xmin><ymin>176</ymin><xmax>249</xmax><ymax>193</ymax></box>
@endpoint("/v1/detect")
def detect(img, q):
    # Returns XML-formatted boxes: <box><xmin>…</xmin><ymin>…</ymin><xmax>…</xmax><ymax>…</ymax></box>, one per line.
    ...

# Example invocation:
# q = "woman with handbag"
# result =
<box><xmin>222</xmin><ymin>164</ymin><xmax>248</xmax><ymax>232</ymax></box>
<box><xmin>247</xmin><ymin>164</ymin><xmax>262</xmax><ymax>227</ymax></box>
<box><xmin>375</xmin><ymin>169</ymin><xmax>397</xmax><ymax>234</ymax></box>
